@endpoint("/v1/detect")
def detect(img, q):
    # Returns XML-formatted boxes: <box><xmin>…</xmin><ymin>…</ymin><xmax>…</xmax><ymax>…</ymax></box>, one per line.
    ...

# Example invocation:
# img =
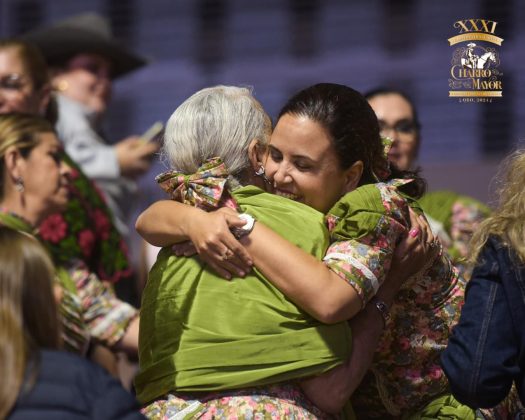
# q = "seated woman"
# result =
<box><xmin>134</xmin><ymin>86</ymin><xmax>429</xmax><ymax>418</ymax></box>
<box><xmin>138</xmin><ymin>84</ymin><xmax>474</xmax><ymax>418</ymax></box>
<box><xmin>0</xmin><ymin>38</ymin><xmax>134</xmax><ymax>288</ymax></box>
<box><xmin>0</xmin><ymin>113</ymin><xmax>138</xmax><ymax>359</ymax></box>
<box><xmin>0</xmin><ymin>227</ymin><xmax>144</xmax><ymax>419</ymax></box>
<box><xmin>442</xmin><ymin>149</ymin><xmax>525</xmax><ymax>415</ymax></box>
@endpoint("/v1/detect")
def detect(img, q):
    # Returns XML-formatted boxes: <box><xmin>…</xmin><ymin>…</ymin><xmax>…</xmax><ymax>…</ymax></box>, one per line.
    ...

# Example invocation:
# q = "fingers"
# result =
<box><xmin>414</xmin><ymin>209</ymin><xmax>434</xmax><ymax>240</ymax></box>
<box><xmin>172</xmin><ymin>241</ymin><xmax>197</xmax><ymax>257</ymax></box>
<box><xmin>202</xmin><ymin>256</ymin><xmax>236</xmax><ymax>280</ymax></box>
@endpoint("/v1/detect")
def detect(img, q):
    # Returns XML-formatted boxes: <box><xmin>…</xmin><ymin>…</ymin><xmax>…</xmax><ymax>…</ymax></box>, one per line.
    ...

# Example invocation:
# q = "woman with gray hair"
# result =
<box><xmin>135</xmin><ymin>85</ymin><xmax>425</xmax><ymax>418</ymax></box>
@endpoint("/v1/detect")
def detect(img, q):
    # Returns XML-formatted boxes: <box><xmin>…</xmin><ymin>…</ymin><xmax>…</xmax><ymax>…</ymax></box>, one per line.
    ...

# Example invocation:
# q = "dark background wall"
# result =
<box><xmin>1</xmin><ymin>0</ymin><xmax>523</xmax><ymax>209</ymax></box>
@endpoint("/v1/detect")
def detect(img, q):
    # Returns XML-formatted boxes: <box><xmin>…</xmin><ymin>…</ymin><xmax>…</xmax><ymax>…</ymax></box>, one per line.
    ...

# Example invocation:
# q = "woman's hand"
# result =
<box><xmin>179</xmin><ymin>207</ymin><xmax>254</xmax><ymax>279</ymax></box>
<box><xmin>379</xmin><ymin>209</ymin><xmax>438</xmax><ymax>304</ymax></box>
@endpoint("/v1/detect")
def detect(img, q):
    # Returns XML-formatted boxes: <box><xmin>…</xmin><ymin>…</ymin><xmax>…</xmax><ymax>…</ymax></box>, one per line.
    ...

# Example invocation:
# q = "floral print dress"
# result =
<box><xmin>0</xmin><ymin>209</ymin><xmax>137</xmax><ymax>355</ymax></box>
<box><xmin>142</xmin><ymin>383</ymin><xmax>334</xmax><ymax>420</ymax></box>
<box><xmin>323</xmin><ymin>180</ymin><xmax>466</xmax><ymax>418</ymax></box>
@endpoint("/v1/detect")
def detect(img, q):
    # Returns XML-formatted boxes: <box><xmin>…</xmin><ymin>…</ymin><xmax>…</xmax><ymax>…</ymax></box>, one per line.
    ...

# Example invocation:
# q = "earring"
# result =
<box><xmin>56</xmin><ymin>80</ymin><xmax>69</xmax><ymax>92</ymax></box>
<box><xmin>254</xmin><ymin>164</ymin><xmax>271</xmax><ymax>185</ymax></box>
<box><xmin>254</xmin><ymin>165</ymin><xmax>265</xmax><ymax>176</ymax></box>
<box><xmin>15</xmin><ymin>177</ymin><xmax>24</xmax><ymax>193</ymax></box>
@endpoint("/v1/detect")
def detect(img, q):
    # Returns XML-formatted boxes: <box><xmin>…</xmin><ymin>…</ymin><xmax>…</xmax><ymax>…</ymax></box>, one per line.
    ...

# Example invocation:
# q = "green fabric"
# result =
<box><xmin>404</xmin><ymin>394</ymin><xmax>476</xmax><ymax>420</ymax></box>
<box><xmin>135</xmin><ymin>185</ymin><xmax>352</xmax><ymax>404</ymax></box>
<box><xmin>327</xmin><ymin>180</ymin><xmax>422</xmax><ymax>242</ymax></box>
<box><xmin>419</xmin><ymin>190</ymin><xmax>490</xmax><ymax>235</ymax></box>
<box><xmin>0</xmin><ymin>209</ymin><xmax>34</xmax><ymax>233</ymax></box>
<box><xmin>0</xmin><ymin>210</ymin><xmax>78</xmax><ymax>293</ymax></box>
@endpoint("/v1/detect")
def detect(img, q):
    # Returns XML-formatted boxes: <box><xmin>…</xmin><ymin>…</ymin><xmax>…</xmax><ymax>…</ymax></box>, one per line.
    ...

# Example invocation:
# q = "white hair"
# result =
<box><xmin>161</xmin><ymin>85</ymin><xmax>271</xmax><ymax>183</ymax></box>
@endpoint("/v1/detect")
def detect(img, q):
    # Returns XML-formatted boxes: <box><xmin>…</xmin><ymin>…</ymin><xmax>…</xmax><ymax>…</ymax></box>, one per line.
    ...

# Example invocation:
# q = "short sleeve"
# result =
<box><xmin>324</xmin><ymin>182</ymin><xmax>410</xmax><ymax>306</ymax></box>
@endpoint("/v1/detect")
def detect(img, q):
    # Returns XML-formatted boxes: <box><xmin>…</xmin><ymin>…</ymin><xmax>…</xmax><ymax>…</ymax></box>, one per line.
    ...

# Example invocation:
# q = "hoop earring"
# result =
<box><xmin>15</xmin><ymin>177</ymin><xmax>24</xmax><ymax>193</ymax></box>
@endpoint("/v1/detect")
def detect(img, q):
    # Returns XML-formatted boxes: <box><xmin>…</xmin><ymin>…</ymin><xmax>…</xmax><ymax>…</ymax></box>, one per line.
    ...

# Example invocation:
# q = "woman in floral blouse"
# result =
<box><xmin>138</xmin><ymin>84</ymin><xmax>478</xmax><ymax>418</ymax></box>
<box><xmin>0</xmin><ymin>114</ymin><xmax>138</xmax><ymax>360</ymax></box>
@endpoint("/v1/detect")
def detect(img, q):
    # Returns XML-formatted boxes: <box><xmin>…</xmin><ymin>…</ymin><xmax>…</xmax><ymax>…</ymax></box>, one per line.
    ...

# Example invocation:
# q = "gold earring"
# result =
<box><xmin>56</xmin><ymin>80</ymin><xmax>69</xmax><ymax>92</ymax></box>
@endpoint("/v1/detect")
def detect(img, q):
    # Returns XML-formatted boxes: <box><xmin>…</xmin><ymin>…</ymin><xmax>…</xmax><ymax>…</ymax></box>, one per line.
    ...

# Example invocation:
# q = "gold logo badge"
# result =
<box><xmin>448</xmin><ymin>19</ymin><xmax>503</xmax><ymax>102</ymax></box>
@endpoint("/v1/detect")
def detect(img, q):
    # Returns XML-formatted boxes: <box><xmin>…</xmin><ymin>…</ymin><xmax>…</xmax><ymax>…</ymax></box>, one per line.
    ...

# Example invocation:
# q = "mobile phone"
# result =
<box><xmin>141</xmin><ymin>121</ymin><xmax>164</xmax><ymax>143</ymax></box>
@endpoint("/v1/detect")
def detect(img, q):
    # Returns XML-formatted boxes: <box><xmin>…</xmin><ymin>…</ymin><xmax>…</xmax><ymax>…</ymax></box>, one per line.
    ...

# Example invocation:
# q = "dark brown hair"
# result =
<box><xmin>278</xmin><ymin>83</ymin><xmax>425</xmax><ymax>198</ymax></box>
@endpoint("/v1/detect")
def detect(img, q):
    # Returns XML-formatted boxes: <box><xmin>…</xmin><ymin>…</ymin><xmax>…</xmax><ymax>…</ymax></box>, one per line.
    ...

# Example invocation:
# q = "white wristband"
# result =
<box><xmin>231</xmin><ymin>213</ymin><xmax>256</xmax><ymax>239</ymax></box>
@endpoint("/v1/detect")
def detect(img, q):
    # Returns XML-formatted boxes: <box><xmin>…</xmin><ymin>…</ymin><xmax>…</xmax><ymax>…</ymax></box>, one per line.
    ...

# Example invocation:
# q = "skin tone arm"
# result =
<box><xmin>113</xmin><ymin>316</ymin><xmax>139</xmax><ymax>357</ymax></box>
<box><xmin>136</xmin><ymin>200</ymin><xmax>363</xmax><ymax>322</ymax></box>
<box><xmin>137</xmin><ymin>201</ymin><xmax>429</xmax><ymax>413</ymax></box>
<box><xmin>136</xmin><ymin>200</ymin><xmax>433</xmax><ymax>324</ymax></box>
<box><xmin>299</xmin><ymin>233</ymin><xmax>425</xmax><ymax>413</ymax></box>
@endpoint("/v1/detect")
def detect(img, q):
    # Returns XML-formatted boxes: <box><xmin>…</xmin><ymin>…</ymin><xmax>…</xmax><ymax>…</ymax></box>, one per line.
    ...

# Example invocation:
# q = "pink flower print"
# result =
<box><xmin>93</xmin><ymin>209</ymin><xmax>111</xmax><ymax>240</ymax></box>
<box><xmin>78</xmin><ymin>229</ymin><xmax>95</xmax><ymax>258</ymax></box>
<box><xmin>398</xmin><ymin>337</ymin><xmax>411</xmax><ymax>350</ymax></box>
<box><xmin>428</xmin><ymin>365</ymin><xmax>443</xmax><ymax>379</ymax></box>
<box><xmin>69</xmin><ymin>168</ymin><xmax>80</xmax><ymax>180</ymax></box>
<box><xmin>264</xmin><ymin>403</ymin><xmax>276</xmax><ymax>412</ymax></box>
<box><xmin>39</xmin><ymin>213</ymin><xmax>67</xmax><ymax>243</ymax></box>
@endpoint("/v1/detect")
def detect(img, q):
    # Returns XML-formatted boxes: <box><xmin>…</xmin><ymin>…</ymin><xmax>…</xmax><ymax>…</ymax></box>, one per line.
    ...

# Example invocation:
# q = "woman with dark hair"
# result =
<box><xmin>133</xmin><ymin>85</ymin><xmax>433</xmax><ymax>419</ymax></box>
<box><xmin>138</xmin><ymin>83</ymin><xmax>473</xmax><ymax>418</ymax></box>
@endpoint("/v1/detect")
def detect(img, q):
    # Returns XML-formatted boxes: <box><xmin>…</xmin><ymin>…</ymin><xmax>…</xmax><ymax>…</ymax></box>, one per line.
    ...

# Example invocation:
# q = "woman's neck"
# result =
<box><xmin>0</xmin><ymin>198</ymin><xmax>40</xmax><ymax>227</ymax></box>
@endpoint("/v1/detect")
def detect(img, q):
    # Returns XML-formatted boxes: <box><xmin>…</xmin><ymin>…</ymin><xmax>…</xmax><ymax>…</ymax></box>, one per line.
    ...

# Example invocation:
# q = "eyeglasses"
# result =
<box><xmin>378</xmin><ymin>119</ymin><xmax>419</xmax><ymax>136</ymax></box>
<box><xmin>0</xmin><ymin>73</ymin><xmax>29</xmax><ymax>92</ymax></box>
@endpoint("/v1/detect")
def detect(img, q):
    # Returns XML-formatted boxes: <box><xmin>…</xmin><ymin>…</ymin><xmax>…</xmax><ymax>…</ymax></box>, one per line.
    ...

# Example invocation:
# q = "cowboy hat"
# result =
<box><xmin>20</xmin><ymin>12</ymin><xmax>147</xmax><ymax>79</ymax></box>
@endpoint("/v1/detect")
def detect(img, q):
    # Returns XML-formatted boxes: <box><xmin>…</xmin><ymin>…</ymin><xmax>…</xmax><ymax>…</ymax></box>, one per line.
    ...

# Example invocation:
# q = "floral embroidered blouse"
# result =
<box><xmin>0</xmin><ymin>209</ymin><xmax>137</xmax><ymax>354</ymax></box>
<box><xmin>323</xmin><ymin>180</ymin><xmax>466</xmax><ymax>417</ymax></box>
<box><xmin>37</xmin><ymin>153</ymin><xmax>133</xmax><ymax>284</ymax></box>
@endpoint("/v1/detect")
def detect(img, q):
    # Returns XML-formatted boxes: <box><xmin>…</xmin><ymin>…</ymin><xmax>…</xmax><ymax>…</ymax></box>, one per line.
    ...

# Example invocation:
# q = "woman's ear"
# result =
<box><xmin>248</xmin><ymin>139</ymin><xmax>266</xmax><ymax>170</ymax></box>
<box><xmin>343</xmin><ymin>160</ymin><xmax>364</xmax><ymax>193</ymax></box>
<box><xmin>3</xmin><ymin>146</ymin><xmax>24</xmax><ymax>181</ymax></box>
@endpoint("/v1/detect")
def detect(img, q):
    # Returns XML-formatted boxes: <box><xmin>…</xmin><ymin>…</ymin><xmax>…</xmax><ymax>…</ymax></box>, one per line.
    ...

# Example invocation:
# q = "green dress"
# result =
<box><xmin>136</xmin><ymin>186</ymin><xmax>352</xmax><ymax>411</ymax></box>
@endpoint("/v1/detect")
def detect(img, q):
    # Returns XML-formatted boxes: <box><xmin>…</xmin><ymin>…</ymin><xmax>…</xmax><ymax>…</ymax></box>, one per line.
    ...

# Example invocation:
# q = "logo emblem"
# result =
<box><xmin>448</xmin><ymin>19</ymin><xmax>503</xmax><ymax>101</ymax></box>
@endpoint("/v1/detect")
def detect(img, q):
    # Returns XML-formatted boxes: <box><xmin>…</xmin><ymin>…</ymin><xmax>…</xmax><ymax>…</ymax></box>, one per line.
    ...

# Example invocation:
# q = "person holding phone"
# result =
<box><xmin>22</xmin><ymin>13</ymin><xmax>159</xmax><ymax>240</ymax></box>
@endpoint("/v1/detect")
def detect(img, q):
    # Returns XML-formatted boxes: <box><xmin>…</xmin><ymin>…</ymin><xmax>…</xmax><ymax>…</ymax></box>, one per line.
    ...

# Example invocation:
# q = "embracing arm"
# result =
<box><xmin>240</xmin><ymin>223</ymin><xmax>363</xmax><ymax>323</ymax></box>
<box><xmin>240</xmin><ymin>208</ymin><xmax>431</xmax><ymax>324</ymax></box>
<box><xmin>137</xmin><ymin>200</ymin><xmax>360</xmax><ymax>321</ymax></box>
<box><xmin>135</xmin><ymin>200</ymin><xmax>201</xmax><ymax>245</ymax></box>
<box><xmin>299</xmin><ymin>228</ymin><xmax>430</xmax><ymax>413</ymax></box>
<box><xmin>137</xmin><ymin>200</ymin><xmax>430</xmax><ymax>324</ymax></box>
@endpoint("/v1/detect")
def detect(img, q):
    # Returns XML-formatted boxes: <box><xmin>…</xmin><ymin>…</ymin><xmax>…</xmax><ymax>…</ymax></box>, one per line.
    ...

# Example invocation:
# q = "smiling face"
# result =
<box><xmin>0</xmin><ymin>47</ymin><xmax>48</xmax><ymax>115</ymax></box>
<box><xmin>52</xmin><ymin>53</ymin><xmax>112</xmax><ymax>115</ymax></box>
<box><xmin>264</xmin><ymin>113</ymin><xmax>360</xmax><ymax>214</ymax></box>
<box><xmin>367</xmin><ymin>93</ymin><xmax>419</xmax><ymax>171</ymax></box>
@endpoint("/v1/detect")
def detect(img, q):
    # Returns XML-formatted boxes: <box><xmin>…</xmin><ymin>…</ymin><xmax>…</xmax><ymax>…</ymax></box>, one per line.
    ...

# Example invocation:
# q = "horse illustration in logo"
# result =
<box><xmin>461</xmin><ymin>43</ymin><xmax>497</xmax><ymax>69</ymax></box>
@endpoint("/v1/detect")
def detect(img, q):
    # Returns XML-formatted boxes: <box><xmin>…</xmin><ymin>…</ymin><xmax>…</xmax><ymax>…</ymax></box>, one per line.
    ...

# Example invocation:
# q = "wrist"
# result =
<box><xmin>369</xmin><ymin>296</ymin><xmax>391</xmax><ymax>328</ymax></box>
<box><xmin>231</xmin><ymin>213</ymin><xmax>256</xmax><ymax>239</ymax></box>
